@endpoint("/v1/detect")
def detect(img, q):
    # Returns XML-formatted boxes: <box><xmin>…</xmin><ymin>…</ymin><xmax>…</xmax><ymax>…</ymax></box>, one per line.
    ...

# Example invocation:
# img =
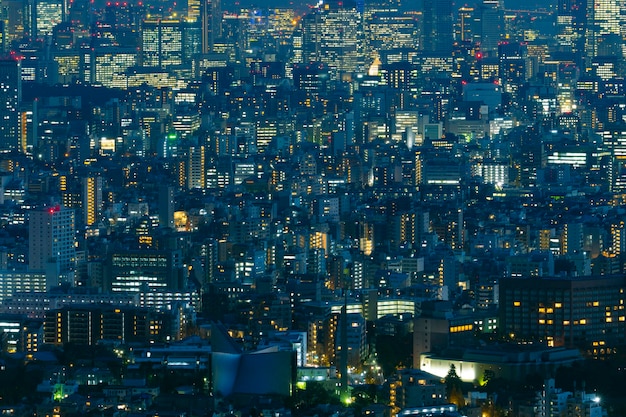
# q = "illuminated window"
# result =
<box><xmin>513</xmin><ymin>301</ymin><xmax>521</xmax><ymax>307</ymax></box>
<box><xmin>555</xmin><ymin>302</ymin><xmax>562</xmax><ymax>308</ymax></box>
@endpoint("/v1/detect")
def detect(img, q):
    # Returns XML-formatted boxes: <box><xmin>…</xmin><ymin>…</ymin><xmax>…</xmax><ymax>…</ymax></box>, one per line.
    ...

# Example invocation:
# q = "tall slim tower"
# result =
<box><xmin>479</xmin><ymin>0</ymin><xmax>504</xmax><ymax>57</ymax></box>
<box><xmin>0</xmin><ymin>58</ymin><xmax>21</xmax><ymax>152</ymax></box>
<box><xmin>29</xmin><ymin>205</ymin><xmax>76</xmax><ymax>273</ymax></box>
<box><xmin>556</xmin><ymin>0</ymin><xmax>586</xmax><ymax>56</ymax></box>
<box><xmin>201</xmin><ymin>0</ymin><xmax>221</xmax><ymax>54</ymax></box>
<box><xmin>82</xmin><ymin>175</ymin><xmax>103</xmax><ymax>227</ymax></box>
<box><xmin>158</xmin><ymin>185</ymin><xmax>175</xmax><ymax>229</ymax></box>
<box><xmin>187</xmin><ymin>146</ymin><xmax>206</xmax><ymax>189</ymax></box>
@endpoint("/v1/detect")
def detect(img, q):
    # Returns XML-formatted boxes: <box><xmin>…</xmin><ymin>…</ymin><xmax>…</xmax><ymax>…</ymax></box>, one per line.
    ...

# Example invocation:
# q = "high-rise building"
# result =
<box><xmin>1</xmin><ymin>0</ymin><xmax>34</xmax><ymax>45</ymax></box>
<box><xmin>478</xmin><ymin>0</ymin><xmax>504</xmax><ymax>57</ymax></box>
<box><xmin>300</xmin><ymin>1</ymin><xmax>365</xmax><ymax>77</ymax></box>
<box><xmin>29</xmin><ymin>205</ymin><xmax>76</xmax><ymax>273</ymax></box>
<box><xmin>201</xmin><ymin>0</ymin><xmax>221</xmax><ymax>53</ymax></box>
<box><xmin>0</xmin><ymin>58</ymin><xmax>21</xmax><ymax>152</ymax></box>
<box><xmin>498</xmin><ymin>42</ymin><xmax>528</xmax><ymax>95</ymax></box>
<box><xmin>187</xmin><ymin>146</ymin><xmax>205</xmax><ymax>189</ymax></box>
<box><xmin>158</xmin><ymin>185</ymin><xmax>175</xmax><ymax>229</ymax></box>
<box><xmin>584</xmin><ymin>0</ymin><xmax>622</xmax><ymax>63</ymax></box>
<box><xmin>35</xmin><ymin>0</ymin><xmax>63</xmax><ymax>37</ymax></box>
<box><xmin>365</xmin><ymin>1</ymin><xmax>419</xmax><ymax>55</ymax></box>
<box><xmin>455</xmin><ymin>6</ymin><xmax>479</xmax><ymax>45</ymax></box>
<box><xmin>19</xmin><ymin>100</ymin><xmax>36</xmax><ymax>153</ymax></box>
<box><xmin>421</xmin><ymin>0</ymin><xmax>453</xmax><ymax>55</ymax></box>
<box><xmin>82</xmin><ymin>175</ymin><xmax>103</xmax><ymax>227</ymax></box>
<box><xmin>556</xmin><ymin>0</ymin><xmax>587</xmax><ymax>56</ymax></box>
<box><xmin>142</xmin><ymin>19</ymin><xmax>184</xmax><ymax>69</ymax></box>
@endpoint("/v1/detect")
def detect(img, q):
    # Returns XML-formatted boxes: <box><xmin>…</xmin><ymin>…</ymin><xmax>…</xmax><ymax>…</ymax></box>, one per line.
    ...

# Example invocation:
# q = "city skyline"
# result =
<box><xmin>0</xmin><ymin>0</ymin><xmax>625</xmax><ymax>414</ymax></box>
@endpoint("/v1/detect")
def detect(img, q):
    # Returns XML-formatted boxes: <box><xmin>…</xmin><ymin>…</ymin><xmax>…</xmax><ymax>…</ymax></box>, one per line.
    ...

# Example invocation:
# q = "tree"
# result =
<box><xmin>445</xmin><ymin>364</ymin><xmax>461</xmax><ymax>388</ymax></box>
<box><xmin>445</xmin><ymin>364</ymin><xmax>464</xmax><ymax>407</ymax></box>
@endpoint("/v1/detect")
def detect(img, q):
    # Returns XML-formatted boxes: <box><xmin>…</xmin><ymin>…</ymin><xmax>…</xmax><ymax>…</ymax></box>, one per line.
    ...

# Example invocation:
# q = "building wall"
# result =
<box><xmin>499</xmin><ymin>275</ymin><xmax>626</xmax><ymax>350</ymax></box>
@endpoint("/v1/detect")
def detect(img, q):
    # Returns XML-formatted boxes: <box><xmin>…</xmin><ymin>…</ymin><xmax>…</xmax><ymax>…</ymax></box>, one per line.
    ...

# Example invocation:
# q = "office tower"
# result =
<box><xmin>108</xmin><ymin>249</ymin><xmax>184</xmax><ymax>293</ymax></box>
<box><xmin>183</xmin><ymin>19</ymin><xmax>202</xmax><ymax>60</ymax></box>
<box><xmin>498</xmin><ymin>42</ymin><xmax>527</xmax><ymax>95</ymax></box>
<box><xmin>1</xmin><ymin>0</ymin><xmax>34</xmax><ymax>44</ymax></box>
<box><xmin>478</xmin><ymin>0</ymin><xmax>504</xmax><ymax>57</ymax></box>
<box><xmin>500</xmin><ymin>275</ymin><xmax>626</xmax><ymax>348</ymax></box>
<box><xmin>365</xmin><ymin>0</ymin><xmax>419</xmax><ymax>55</ymax></box>
<box><xmin>380</xmin><ymin>62</ymin><xmax>419</xmax><ymax>91</ymax></box>
<box><xmin>421</xmin><ymin>0</ymin><xmax>453</xmax><ymax>55</ymax></box>
<box><xmin>67</xmin><ymin>0</ymin><xmax>90</xmax><ymax>30</ymax></box>
<box><xmin>187</xmin><ymin>0</ymin><xmax>201</xmax><ymax>22</ymax></box>
<box><xmin>29</xmin><ymin>205</ymin><xmax>76</xmax><ymax>273</ymax></box>
<box><xmin>584</xmin><ymin>0</ymin><xmax>622</xmax><ymax>64</ymax></box>
<box><xmin>201</xmin><ymin>0</ymin><xmax>221</xmax><ymax>53</ymax></box>
<box><xmin>455</xmin><ymin>6</ymin><xmax>479</xmax><ymax>45</ymax></box>
<box><xmin>35</xmin><ymin>0</ymin><xmax>63</xmax><ymax>38</ymax></box>
<box><xmin>142</xmin><ymin>19</ymin><xmax>184</xmax><ymax>69</ymax></box>
<box><xmin>292</xmin><ymin>63</ymin><xmax>330</xmax><ymax>97</ymax></box>
<box><xmin>556</xmin><ymin>0</ymin><xmax>587</xmax><ymax>55</ymax></box>
<box><xmin>91</xmin><ymin>47</ymin><xmax>138</xmax><ymax>87</ymax></box>
<box><xmin>0</xmin><ymin>58</ymin><xmax>20</xmax><ymax>152</ymax></box>
<box><xmin>82</xmin><ymin>175</ymin><xmax>103</xmax><ymax>227</ymax></box>
<box><xmin>300</xmin><ymin>1</ymin><xmax>365</xmax><ymax>76</ymax></box>
<box><xmin>104</xmin><ymin>1</ymin><xmax>143</xmax><ymax>31</ymax></box>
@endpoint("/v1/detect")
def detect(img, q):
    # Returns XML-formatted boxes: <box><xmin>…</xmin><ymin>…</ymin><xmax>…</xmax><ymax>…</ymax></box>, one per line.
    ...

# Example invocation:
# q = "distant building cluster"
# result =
<box><xmin>0</xmin><ymin>0</ymin><xmax>624</xmax><ymax>414</ymax></box>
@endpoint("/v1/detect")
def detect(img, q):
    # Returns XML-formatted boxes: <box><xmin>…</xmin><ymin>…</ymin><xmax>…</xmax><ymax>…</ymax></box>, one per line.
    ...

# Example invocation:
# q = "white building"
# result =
<box><xmin>29</xmin><ymin>205</ymin><xmax>76</xmax><ymax>273</ymax></box>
